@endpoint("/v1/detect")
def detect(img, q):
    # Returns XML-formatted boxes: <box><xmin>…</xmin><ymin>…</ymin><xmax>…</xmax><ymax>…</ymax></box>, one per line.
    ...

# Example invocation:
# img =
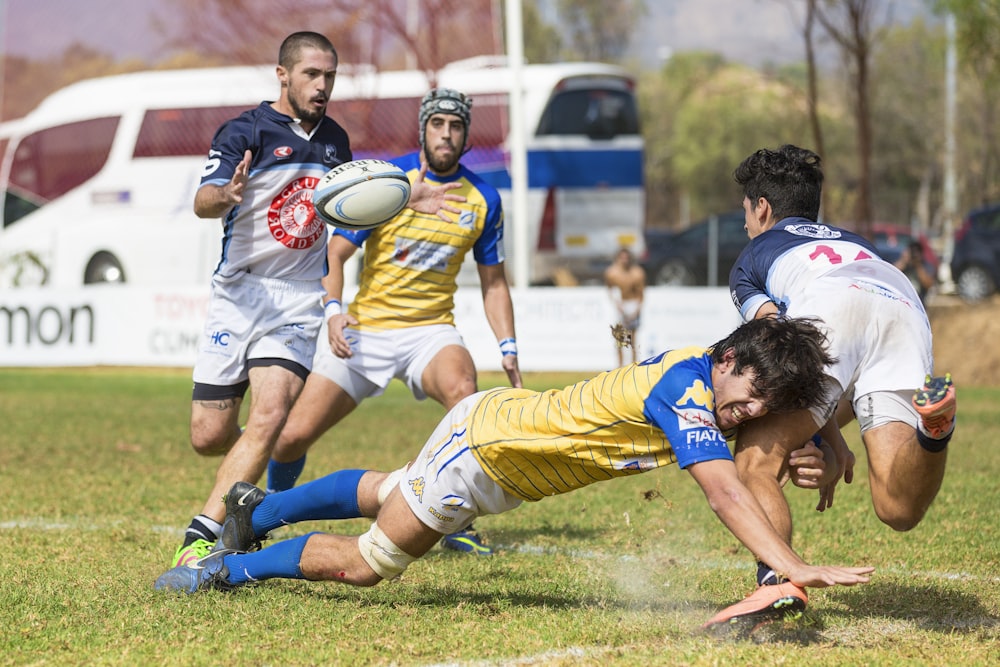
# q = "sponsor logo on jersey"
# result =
<box><xmin>440</xmin><ymin>494</ymin><xmax>467</xmax><ymax>511</ymax></box>
<box><xmin>615</xmin><ymin>456</ymin><xmax>659</xmax><ymax>471</ymax></box>
<box><xmin>676</xmin><ymin>379</ymin><xmax>714</xmax><ymax>410</ymax></box>
<box><xmin>392</xmin><ymin>238</ymin><xmax>458</xmax><ymax>272</ymax></box>
<box><xmin>408</xmin><ymin>476</ymin><xmax>426</xmax><ymax>503</ymax></box>
<box><xmin>324</xmin><ymin>145</ymin><xmax>340</xmax><ymax>164</ymax></box>
<box><xmin>273</xmin><ymin>146</ymin><xmax>293</xmax><ymax>159</ymax></box>
<box><xmin>784</xmin><ymin>223</ymin><xmax>841</xmax><ymax>240</ymax></box>
<box><xmin>266</xmin><ymin>176</ymin><xmax>325</xmax><ymax>250</ymax></box>
<box><xmin>458</xmin><ymin>210</ymin><xmax>476</xmax><ymax>230</ymax></box>
<box><xmin>675</xmin><ymin>406</ymin><xmax>717</xmax><ymax>432</ymax></box>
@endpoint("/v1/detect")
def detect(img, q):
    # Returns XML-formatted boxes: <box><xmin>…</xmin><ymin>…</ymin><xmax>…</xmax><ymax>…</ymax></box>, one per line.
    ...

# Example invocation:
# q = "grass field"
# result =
<box><xmin>1</xmin><ymin>368</ymin><xmax>997</xmax><ymax>666</ymax></box>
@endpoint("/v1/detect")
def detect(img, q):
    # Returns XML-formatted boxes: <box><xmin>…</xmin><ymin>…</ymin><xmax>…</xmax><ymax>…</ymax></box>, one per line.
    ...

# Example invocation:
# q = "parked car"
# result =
<box><xmin>950</xmin><ymin>202</ymin><xmax>1000</xmax><ymax>301</ymax></box>
<box><xmin>641</xmin><ymin>211</ymin><xmax>748</xmax><ymax>286</ymax></box>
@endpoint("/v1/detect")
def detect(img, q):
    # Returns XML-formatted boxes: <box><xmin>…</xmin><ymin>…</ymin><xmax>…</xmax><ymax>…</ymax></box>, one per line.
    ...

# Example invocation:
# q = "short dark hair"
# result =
<box><xmin>734</xmin><ymin>144</ymin><xmax>823</xmax><ymax>222</ymax></box>
<box><xmin>711</xmin><ymin>317</ymin><xmax>835</xmax><ymax>413</ymax></box>
<box><xmin>278</xmin><ymin>32</ymin><xmax>337</xmax><ymax>70</ymax></box>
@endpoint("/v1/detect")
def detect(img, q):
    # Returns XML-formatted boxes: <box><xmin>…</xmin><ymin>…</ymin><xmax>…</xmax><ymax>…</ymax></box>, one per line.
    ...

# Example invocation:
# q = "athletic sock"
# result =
<box><xmin>267</xmin><ymin>455</ymin><xmax>307</xmax><ymax>493</ymax></box>
<box><xmin>756</xmin><ymin>560</ymin><xmax>785</xmax><ymax>586</ymax></box>
<box><xmin>252</xmin><ymin>469</ymin><xmax>367</xmax><ymax>535</ymax></box>
<box><xmin>225</xmin><ymin>532</ymin><xmax>318</xmax><ymax>584</ymax></box>
<box><xmin>917</xmin><ymin>427</ymin><xmax>952</xmax><ymax>453</ymax></box>
<box><xmin>183</xmin><ymin>515</ymin><xmax>222</xmax><ymax>546</ymax></box>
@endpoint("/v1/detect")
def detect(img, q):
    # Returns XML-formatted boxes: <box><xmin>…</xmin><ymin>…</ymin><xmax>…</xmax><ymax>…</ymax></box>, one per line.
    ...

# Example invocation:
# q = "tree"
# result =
<box><xmin>556</xmin><ymin>0</ymin><xmax>646</xmax><ymax>62</ymax></box>
<box><xmin>815</xmin><ymin>0</ymin><xmax>886</xmax><ymax>239</ymax></box>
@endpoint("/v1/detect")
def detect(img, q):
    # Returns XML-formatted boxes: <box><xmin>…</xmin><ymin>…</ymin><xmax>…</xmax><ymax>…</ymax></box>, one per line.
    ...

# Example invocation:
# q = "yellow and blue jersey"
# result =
<box><xmin>466</xmin><ymin>347</ymin><xmax>733</xmax><ymax>501</ymax></box>
<box><xmin>334</xmin><ymin>151</ymin><xmax>505</xmax><ymax>330</ymax></box>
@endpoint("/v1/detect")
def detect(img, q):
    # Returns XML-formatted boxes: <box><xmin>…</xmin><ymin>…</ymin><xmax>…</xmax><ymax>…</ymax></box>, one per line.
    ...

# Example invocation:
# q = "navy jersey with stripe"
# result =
<box><xmin>198</xmin><ymin>102</ymin><xmax>352</xmax><ymax>281</ymax></box>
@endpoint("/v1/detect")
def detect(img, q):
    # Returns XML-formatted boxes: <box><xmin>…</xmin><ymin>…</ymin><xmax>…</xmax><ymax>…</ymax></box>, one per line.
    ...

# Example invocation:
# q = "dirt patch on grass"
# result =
<box><xmin>927</xmin><ymin>294</ymin><xmax>1000</xmax><ymax>387</ymax></box>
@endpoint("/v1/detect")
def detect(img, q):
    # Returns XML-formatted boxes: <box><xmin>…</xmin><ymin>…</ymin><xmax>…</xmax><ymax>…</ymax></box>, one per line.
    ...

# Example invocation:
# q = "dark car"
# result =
<box><xmin>950</xmin><ymin>202</ymin><xmax>1000</xmax><ymax>301</ymax></box>
<box><xmin>641</xmin><ymin>211</ymin><xmax>749</xmax><ymax>286</ymax></box>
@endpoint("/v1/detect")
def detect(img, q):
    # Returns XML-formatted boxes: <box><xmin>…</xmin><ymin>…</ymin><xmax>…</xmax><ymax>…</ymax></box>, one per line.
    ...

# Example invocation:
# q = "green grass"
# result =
<box><xmin>1</xmin><ymin>369</ymin><xmax>997</xmax><ymax>666</ymax></box>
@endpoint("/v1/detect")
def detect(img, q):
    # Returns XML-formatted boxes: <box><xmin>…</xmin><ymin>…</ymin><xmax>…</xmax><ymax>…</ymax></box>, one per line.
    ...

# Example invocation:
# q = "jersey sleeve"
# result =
<box><xmin>198</xmin><ymin>112</ymin><xmax>254</xmax><ymax>188</ymax></box>
<box><xmin>729</xmin><ymin>244</ymin><xmax>777</xmax><ymax>321</ymax></box>
<box><xmin>642</xmin><ymin>356</ymin><xmax>734</xmax><ymax>469</ymax></box>
<box><xmin>468</xmin><ymin>170</ymin><xmax>505</xmax><ymax>265</ymax></box>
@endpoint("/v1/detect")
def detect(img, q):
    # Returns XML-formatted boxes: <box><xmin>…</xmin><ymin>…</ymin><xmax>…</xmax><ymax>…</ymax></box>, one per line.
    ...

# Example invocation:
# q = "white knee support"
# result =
<box><xmin>357</xmin><ymin>522</ymin><xmax>416</xmax><ymax>580</ymax></box>
<box><xmin>376</xmin><ymin>467</ymin><xmax>405</xmax><ymax>505</ymax></box>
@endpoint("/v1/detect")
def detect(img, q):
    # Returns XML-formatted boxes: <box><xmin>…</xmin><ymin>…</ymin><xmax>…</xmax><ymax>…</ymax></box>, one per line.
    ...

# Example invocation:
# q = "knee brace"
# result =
<box><xmin>357</xmin><ymin>522</ymin><xmax>416</xmax><ymax>581</ymax></box>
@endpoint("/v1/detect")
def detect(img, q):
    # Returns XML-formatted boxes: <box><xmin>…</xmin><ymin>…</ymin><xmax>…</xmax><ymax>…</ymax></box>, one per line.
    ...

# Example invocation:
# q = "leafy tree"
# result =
<box><xmin>556</xmin><ymin>0</ymin><xmax>646</xmax><ymax>62</ymax></box>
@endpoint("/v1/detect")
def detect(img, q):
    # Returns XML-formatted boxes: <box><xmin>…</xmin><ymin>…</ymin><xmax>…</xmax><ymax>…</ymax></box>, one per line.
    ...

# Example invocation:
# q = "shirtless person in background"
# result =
<box><xmin>605</xmin><ymin>247</ymin><xmax>647</xmax><ymax>365</ymax></box>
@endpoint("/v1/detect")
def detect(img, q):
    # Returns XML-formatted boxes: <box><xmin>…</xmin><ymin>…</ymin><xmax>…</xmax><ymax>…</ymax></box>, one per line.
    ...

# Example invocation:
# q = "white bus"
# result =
<box><xmin>0</xmin><ymin>58</ymin><xmax>644</xmax><ymax>288</ymax></box>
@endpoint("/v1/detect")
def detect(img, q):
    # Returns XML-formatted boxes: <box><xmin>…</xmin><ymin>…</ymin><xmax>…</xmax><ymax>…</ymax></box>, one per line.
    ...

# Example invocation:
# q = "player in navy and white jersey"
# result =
<box><xmin>154</xmin><ymin>317</ymin><xmax>875</xmax><ymax>608</ymax></box>
<box><xmin>705</xmin><ymin>144</ymin><xmax>957</xmax><ymax>632</ymax></box>
<box><xmin>160</xmin><ymin>32</ymin><xmax>351</xmax><ymax>572</ymax></box>
<box><xmin>265</xmin><ymin>88</ymin><xmax>521</xmax><ymax>556</ymax></box>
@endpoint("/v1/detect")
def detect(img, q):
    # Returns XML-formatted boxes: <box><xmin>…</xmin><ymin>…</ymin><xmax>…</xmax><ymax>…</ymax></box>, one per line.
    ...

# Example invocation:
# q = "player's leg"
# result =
<box><xmin>190</xmin><ymin>393</ymin><xmax>244</xmax><ymax>456</ymax></box>
<box><xmin>419</xmin><ymin>344</ymin><xmax>478</xmax><ymax>410</ymax></box>
<box><xmin>267</xmin><ymin>373</ymin><xmax>359</xmax><ymax>490</ymax></box>
<box><xmin>413</xmin><ymin>333</ymin><xmax>490</xmax><ymax>554</ymax></box>
<box><xmin>195</xmin><ymin>363</ymin><xmax>306</xmax><ymax>523</ymax></box>
<box><xmin>856</xmin><ymin>388</ymin><xmax>952</xmax><ymax>531</ymax></box>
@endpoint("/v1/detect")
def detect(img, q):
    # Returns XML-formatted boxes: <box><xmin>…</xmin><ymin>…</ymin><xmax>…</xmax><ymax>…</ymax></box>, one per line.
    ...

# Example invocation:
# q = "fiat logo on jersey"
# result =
<box><xmin>267</xmin><ymin>176</ymin><xmax>325</xmax><ymax>249</ymax></box>
<box><xmin>273</xmin><ymin>146</ymin><xmax>293</xmax><ymax>158</ymax></box>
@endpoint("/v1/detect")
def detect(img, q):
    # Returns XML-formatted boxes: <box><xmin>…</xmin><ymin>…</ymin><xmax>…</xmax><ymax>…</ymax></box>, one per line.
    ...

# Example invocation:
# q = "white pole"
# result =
<box><xmin>941</xmin><ymin>12</ymin><xmax>957</xmax><ymax>288</ymax></box>
<box><xmin>504</xmin><ymin>0</ymin><xmax>529</xmax><ymax>288</ymax></box>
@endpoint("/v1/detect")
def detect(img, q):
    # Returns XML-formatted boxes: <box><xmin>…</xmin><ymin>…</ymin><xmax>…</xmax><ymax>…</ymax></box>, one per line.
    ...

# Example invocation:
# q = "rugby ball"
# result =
<box><xmin>313</xmin><ymin>159</ymin><xmax>411</xmax><ymax>230</ymax></box>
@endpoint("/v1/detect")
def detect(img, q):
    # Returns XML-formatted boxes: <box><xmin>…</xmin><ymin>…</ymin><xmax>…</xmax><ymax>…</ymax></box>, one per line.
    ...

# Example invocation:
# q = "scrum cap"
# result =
<box><xmin>419</xmin><ymin>88</ymin><xmax>472</xmax><ymax>148</ymax></box>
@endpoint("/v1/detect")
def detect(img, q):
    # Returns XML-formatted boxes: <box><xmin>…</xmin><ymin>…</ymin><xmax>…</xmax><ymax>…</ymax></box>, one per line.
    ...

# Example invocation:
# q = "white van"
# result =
<box><xmin>0</xmin><ymin>59</ymin><xmax>644</xmax><ymax>288</ymax></box>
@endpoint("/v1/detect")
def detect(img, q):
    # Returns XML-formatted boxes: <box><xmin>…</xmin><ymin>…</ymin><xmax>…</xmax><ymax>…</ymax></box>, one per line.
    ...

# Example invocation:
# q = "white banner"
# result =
<box><xmin>0</xmin><ymin>286</ymin><xmax>739</xmax><ymax>372</ymax></box>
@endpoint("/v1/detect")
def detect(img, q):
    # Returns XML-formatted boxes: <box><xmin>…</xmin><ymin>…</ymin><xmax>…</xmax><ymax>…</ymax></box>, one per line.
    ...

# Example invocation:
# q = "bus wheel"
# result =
<box><xmin>84</xmin><ymin>251</ymin><xmax>126</xmax><ymax>284</ymax></box>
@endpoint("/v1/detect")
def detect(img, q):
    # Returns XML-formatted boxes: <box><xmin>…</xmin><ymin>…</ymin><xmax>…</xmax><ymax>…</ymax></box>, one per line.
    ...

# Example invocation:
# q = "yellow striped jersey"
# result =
<box><xmin>466</xmin><ymin>347</ymin><xmax>733</xmax><ymax>501</ymax></box>
<box><xmin>333</xmin><ymin>151</ymin><xmax>504</xmax><ymax>331</ymax></box>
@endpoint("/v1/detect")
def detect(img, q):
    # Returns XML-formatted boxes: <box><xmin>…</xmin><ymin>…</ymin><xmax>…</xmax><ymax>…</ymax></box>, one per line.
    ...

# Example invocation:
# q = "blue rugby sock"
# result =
<box><xmin>253</xmin><ymin>469</ymin><xmax>367</xmax><ymax>536</ymax></box>
<box><xmin>225</xmin><ymin>532</ymin><xmax>318</xmax><ymax>584</ymax></box>
<box><xmin>267</xmin><ymin>455</ymin><xmax>307</xmax><ymax>493</ymax></box>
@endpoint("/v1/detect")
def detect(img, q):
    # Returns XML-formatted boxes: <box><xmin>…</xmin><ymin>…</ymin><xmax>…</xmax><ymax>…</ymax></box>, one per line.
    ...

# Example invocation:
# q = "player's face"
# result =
<box><xmin>742</xmin><ymin>196</ymin><xmax>769</xmax><ymax>239</ymax></box>
<box><xmin>712</xmin><ymin>356</ymin><xmax>767</xmax><ymax>431</ymax></box>
<box><xmin>283</xmin><ymin>47</ymin><xmax>338</xmax><ymax>129</ymax></box>
<box><xmin>423</xmin><ymin>113</ymin><xmax>465</xmax><ymax>175</ymax></box>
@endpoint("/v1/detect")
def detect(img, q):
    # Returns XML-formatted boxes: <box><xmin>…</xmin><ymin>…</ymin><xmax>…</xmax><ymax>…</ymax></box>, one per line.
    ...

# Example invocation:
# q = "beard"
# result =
<box><xmin>290</xmin><ymin>95</ymin><xmax>326</xmax><ymax>125</ymax></box>
<box><xmin>424</xmin><ymin>143</ymin><xmax>461</xmax><ymax>173</ymax></box>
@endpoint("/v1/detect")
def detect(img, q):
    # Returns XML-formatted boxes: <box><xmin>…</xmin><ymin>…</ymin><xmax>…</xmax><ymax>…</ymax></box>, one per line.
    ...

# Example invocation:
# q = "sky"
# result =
<box><xmin>2</xmin><ymin>0</ymin><xmax>936</xmax><ymax>67</ymax></box>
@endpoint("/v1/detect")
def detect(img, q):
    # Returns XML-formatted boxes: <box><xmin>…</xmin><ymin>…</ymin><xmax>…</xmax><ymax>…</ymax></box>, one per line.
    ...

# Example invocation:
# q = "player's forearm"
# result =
<box><xmin>193</xmin><ymin>184</ymin><xmax>236</xmax><ymax>219</ymax></box>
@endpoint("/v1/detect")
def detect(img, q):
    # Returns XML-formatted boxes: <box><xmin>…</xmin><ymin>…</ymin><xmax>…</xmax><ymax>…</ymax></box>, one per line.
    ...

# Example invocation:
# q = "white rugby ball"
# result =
<box><xmin>313</xmin><ymin>159</ymin><xmax>411</xmax><ymax>230</ymax></box>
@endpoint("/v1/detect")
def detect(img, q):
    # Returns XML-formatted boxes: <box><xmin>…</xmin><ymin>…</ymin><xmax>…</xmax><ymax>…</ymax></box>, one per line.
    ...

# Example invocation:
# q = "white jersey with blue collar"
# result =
<box><xmin>198</xmin><ymin>102</ymin><xmax>352</xmax><ymax>281</ymax></box>
<box><xmin>729</xmin><ymin>217</ymin><xmax>917</xmax><ymax>321</ymax></box>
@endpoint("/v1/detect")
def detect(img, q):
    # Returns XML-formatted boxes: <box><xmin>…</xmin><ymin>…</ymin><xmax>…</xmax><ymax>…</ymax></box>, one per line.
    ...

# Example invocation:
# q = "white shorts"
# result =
<box><xmin>792</xmin><ymin>276</ymin><xmax>933</xmax><ymax>400</ymax></box>
<box><xmin>192</xmin><ymin>272</ymin><xmax>323</xmax><ymax>387</ymax></box>
<box><xmin>397</xmin><ymin>392</ymin><xmax>522</xmax><ymax>535</ymax></box>
<box><xmin>310</xmin><ymin>323</ymin><xmax>466</xmax><ymax>403</ymax></box>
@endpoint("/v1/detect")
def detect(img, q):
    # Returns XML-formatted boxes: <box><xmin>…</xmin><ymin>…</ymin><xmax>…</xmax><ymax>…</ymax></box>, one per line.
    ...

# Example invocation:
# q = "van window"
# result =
<box><xmin>536</xmin><ymin>87</ymin><xmax>639</xmax><ymax>139</ymax></box>
<box><xmin>134</xmin><ymin>106</ymin><xmax>254</xmax><ymax>158</ymax></box>
<box><xmin>4</xmin><ymin>116</ymin><xmax>119</xmax><ymax>227</ymax></box>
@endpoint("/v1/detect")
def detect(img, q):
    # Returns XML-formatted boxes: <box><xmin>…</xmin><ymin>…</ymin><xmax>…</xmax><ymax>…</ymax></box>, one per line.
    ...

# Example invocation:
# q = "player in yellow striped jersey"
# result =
<box><xmin>265</xmin><ymin>88</ymin><xmax>520</xmax><ymax>555</ymax></box>
<box><xmin>155</xmin><ymin>317</ymin><xmax>875</xmax><ymax>610</ymax></box>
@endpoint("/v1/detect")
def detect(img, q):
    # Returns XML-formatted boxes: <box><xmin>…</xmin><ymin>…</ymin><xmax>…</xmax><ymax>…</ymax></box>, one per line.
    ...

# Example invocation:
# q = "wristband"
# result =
<box><xmin>324</xmin><ymin>299</ymin><xmax>342</xmax><ymax>320</ymax></box>
<box><xmin>499</xmin><ymin>337</ymin><xmax>518</xmax><ymax>357</ymax></box>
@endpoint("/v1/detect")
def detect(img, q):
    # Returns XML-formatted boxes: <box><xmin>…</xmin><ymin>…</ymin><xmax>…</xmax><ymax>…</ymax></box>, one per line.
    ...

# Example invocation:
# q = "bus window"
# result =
<box><xmin>5</xmin><ymin>116</ymin><xmax>118</xmax><ymax>227</ymax></box>
<box><xmin>134</xmin><ymin>106</ymin><xmax>255</xmax><ymax>157</ymax></box>
<box><xmin>536</xmin><ymin>87</ymin><xmax>639</xmax><ymax>139</ymax></box>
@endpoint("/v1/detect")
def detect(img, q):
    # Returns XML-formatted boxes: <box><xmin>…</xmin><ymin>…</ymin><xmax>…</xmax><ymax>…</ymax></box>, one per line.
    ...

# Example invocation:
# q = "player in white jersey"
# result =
<box><xmin>164</xmin><ymin>34</ymin><xmax>465</xmax><ymax>572</ymax></box>
<box><xmin>156</xmin><ymin>317</ymin><xmax>875</xmax><ymax>635</ymax></box>
<box><xmin>265</xmin><ymin>88</ymin><xmax>521</xmax><ymax>556</ymax></box>
<box><xmin>703</xmin><ymin>144</ymin><xmax>957</xmax><ymax>632</ymax></box>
